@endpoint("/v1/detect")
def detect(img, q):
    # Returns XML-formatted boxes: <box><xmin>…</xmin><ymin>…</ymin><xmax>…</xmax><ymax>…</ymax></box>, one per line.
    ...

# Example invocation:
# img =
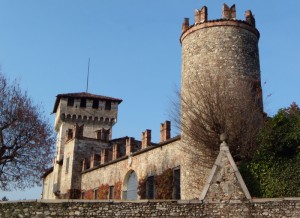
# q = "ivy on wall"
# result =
<box><xmin>114</xmin><ymin>181</ymin><xmax>122</xmax><ymax>200</ymax></box>
<box><xmin>98</xmin><ymin>184</ymin><xmax>109</xmax><ymax>199</ymax></box>
<box><xmin>84</xmin><ymin>189</ymin><xmax>94</xmax><ymax>200</ymax></box>
<box><xmin>138</xmin><ymin>168</ymin><xmax>174</xmax><ymax>200</ymax></box>
<box><xmin>155</xmin><ymin>168</ymin><xmax>173</xmax><ymax>199</ymax></box>
<box><xmin>137</xmin><ymin>177</ymin><xmax>147</xmax><ymax>199</ymax></box>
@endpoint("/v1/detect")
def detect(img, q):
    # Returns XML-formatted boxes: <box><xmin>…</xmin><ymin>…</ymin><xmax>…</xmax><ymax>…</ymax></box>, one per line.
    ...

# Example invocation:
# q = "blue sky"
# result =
<box><xmin>1</xmin><ymin>0</ymin><xmax>299</xmax><ymax>200</ymax></box>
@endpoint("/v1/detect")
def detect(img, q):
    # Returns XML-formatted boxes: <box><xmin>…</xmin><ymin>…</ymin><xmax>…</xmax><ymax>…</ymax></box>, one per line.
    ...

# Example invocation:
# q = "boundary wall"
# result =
<box><xmin>0</xmin><ymin>198</ymin><xmax>300</xmax><ymax>217</ymax></box>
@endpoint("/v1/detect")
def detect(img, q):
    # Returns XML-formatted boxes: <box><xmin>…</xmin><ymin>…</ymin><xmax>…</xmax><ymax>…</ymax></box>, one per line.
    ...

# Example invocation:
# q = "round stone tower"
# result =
<box><xmin>181</xmin><ymin>4</ymin><xmax>261</xmax><ymax>95</ymax></box>
<box><xmin>179</xmin><ymin>4</ymin><xmax>263</xmax><ymax>199</ymax></box>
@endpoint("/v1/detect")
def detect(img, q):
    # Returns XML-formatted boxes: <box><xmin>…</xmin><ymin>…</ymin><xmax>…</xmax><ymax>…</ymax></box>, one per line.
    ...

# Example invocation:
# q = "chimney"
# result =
<box><xmin>195</xmin><ymin>6</ymin><xmax>207</xmax><ymax>24</ymax></box>
<box><xmin>126</xmin><ymin>137</ymin><xmax>135</xmax><ymax>156</ymax></box>
<box><xmin>160</xmin><ymin>121</ymin><xmax>171</xmax><ymax>142</ymax></box>
<box><xmin>182</xmin><ymin>18</ymin><xmax>190</xmax><ymax>33</ymax></box>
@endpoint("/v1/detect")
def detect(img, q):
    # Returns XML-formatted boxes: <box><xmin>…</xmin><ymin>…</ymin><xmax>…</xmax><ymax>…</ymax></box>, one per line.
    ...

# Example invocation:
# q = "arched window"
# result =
<box><xmin>122</xmin><ymin>170</ymin><xmax>138</xmax><ymax>200</ymax></box>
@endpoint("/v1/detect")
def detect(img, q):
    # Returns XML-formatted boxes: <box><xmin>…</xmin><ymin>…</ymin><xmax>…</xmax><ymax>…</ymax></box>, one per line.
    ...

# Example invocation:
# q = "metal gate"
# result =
<box><xmin>126</xmin><ymin>171</ymin><xmax>138</xmax><ymax>200</ymax></box>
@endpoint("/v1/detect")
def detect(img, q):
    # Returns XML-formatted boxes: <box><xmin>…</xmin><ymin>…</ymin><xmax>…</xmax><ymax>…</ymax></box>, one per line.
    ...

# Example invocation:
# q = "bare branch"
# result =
<box><xmin>0</xmin><ymin>73</ymin><xmax>55</xmax><ymax>191</ymax></box>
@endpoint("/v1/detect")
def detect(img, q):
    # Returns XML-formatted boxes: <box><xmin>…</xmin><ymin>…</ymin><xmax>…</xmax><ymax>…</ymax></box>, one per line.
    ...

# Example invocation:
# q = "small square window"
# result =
<box><xmin>80</xmin><ymin>98</ymin><xmax>86</xmax><ymax>107</ymax></box>
<box><xmin>92</xmin><ymin>99</ymin><xmax>99</xmax><ymax>109</ymax></box>
<box><xmin>67</xmin><ymin>97</ymin><xmax>74</xmax><ymax>106</ymax></box>
<box><xmin>105</xmin><ymin>101</ymin><xmax>111</xmax><ymax>110</ymax></box>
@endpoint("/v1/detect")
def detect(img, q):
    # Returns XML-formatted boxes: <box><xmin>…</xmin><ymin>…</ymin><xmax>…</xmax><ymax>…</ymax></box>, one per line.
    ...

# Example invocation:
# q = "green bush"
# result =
<box><xmin>241</xmin><ymin>103</ymin><xmax>300</xmax><ymax>197</ymax></box>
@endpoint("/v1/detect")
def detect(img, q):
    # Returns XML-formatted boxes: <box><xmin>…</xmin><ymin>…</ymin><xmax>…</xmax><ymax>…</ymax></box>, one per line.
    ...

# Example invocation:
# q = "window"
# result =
<box><xmin>65</xmin><ymin>157</ymin><xmax>70</xmax><ymax>174</ymax></box>
<box><xmin>105</xmin><ymin>101</ymin><xmax>111</xmax><ymax>110</ymax></box>
<box><xmin>80</xmin><ymin>98</ymin><xmax>86</xmax><ymax>107</ymax></box>
<box><xmin>173</xmin><ymin>167</ymin><xmax>181</xmax><ymax>199</ymax></box>
<box><xmin>146</xmin><ymin>176</ymin><xmax>154</xmax><ymax>199</ymax></box>
<box><xmin>53</xmin><ymin>183</ymin><xmax>58</xmax><ymax>193</ymax></box>
<box><xmin>67</xmin><ymin>97</ymin><xmax>74</xmax><ymax>106</ymax></box>
<box><xmin>94</xmin><ymin>189</ymin><xmax>99</xmax><ymax>200</ymax></box>
<box><xmin>109</xmin><ymin>186</ymin><xmax>114</xmax><ymax>199</ymax></box>
<box><xmin>92</xmin><ymin>99</ymin><xmax>99</xmax><ymax>109</ymax></box>
<box><xmin>66</xmin><ymin>129</ymin><xmax>73</xmax><ymax>141</ymax></box>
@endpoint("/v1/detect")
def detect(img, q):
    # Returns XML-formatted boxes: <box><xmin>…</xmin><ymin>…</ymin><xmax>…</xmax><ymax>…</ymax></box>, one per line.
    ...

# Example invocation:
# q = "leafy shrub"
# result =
<box><xmin>241</xmin><ymin>103</ymin><xmax>300</xmax><ymax>197</ymax></box>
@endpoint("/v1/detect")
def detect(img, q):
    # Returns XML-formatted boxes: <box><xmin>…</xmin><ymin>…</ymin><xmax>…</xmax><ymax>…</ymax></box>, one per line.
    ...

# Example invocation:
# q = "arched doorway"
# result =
<box><xmin>123</xmin><ymin>170</ymin><xmax>138</xmax><ymax>200</ymax></box>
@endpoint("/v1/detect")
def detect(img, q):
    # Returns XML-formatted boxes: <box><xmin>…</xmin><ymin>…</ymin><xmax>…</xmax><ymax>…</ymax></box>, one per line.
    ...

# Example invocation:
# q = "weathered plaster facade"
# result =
<box><xmin>81</xmin><ymin>137</ymin><xmax>182</xmax><ymax>199</ymax></box>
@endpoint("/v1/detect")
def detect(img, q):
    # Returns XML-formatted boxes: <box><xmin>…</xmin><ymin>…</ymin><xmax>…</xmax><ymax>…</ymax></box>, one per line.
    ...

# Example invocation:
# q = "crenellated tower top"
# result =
<box><xmin>53</xmin><ymin>92</ymin><xmax>122</xmax><ymax>161</ymax></box>
<box><xmin>181</xmin><ymin>4</ymin><xmax>259</xmax><ymax>43</ymax></box>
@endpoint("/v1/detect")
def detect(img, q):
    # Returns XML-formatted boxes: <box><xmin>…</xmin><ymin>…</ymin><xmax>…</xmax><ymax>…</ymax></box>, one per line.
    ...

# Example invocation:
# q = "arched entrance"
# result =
<box><xmin>122</xmin><ymin>170</ymin><xmax>138</xmax><ymax>200</ymax></box>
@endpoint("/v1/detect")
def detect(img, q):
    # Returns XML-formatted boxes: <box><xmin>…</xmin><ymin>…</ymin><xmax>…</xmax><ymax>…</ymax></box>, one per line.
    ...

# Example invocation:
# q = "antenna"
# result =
<box><xmin>86</xmin><ymin>58</ymin><xmax>90</xmax><ymax>93</ymax></box>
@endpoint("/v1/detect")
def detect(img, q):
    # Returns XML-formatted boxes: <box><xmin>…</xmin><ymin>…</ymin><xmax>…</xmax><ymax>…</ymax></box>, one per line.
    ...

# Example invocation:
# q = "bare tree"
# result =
<box><xmin>0</xmin><ymin>73</ymin><xmax>55</xmax><ymax>190</ymax></box>
<box><xmin>173</xmin><ymin>72</ymin><xmax>263</xmax><ymax>164</ymax></box>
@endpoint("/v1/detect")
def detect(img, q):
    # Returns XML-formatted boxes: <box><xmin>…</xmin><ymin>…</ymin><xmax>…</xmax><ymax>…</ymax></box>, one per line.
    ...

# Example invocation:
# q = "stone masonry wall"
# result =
<box><xmin>0</xmin><ymin>199</ymin><xmax>299</xmax><ymax>218</ymax></box>
<box><xmin>80</xmin><ymin>138</ymin><xmax>182</xmax><ymax>198</ymax></box>
<box><xmin>180</xmin><ymin>22</ymin><xmax>262</xmax><ymax>199</ymax></box>
<box><xmin>55</xmin><ymin>98</ymin><xmax>119</xmax><ymax>138</ymax></box>
<box><xmin>181</xmin><ymin>24</ymin><xmax>260</xmax><ymax>85</ymax></box>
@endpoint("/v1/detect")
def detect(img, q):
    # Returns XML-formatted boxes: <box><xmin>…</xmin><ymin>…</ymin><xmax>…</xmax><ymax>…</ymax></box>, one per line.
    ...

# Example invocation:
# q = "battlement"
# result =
<box><xmin>53</xmin><ymin>92</ymin><xmax>122</xmax><ymax>131</ymax></box>
<box><xmin>181</xmin><ymin>4</ymin><xmax>259</xmax><ymax>43</ymax></box>
<box><xmin>81</xmin><ymin>120</ymin><xmax>173</xmax><ymax>172</ymax></box>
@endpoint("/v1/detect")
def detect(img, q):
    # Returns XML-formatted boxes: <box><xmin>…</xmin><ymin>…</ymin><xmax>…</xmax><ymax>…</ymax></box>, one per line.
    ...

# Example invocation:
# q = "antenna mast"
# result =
<box><xmin>86</xmin><ymin>58</ymin><xmax>90</xmax><ymax>92</ymax></box>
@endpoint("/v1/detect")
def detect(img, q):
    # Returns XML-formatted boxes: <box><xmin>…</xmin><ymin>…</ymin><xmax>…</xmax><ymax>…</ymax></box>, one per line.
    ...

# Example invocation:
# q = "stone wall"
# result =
<box><xmin>43</xmin><ymin>138</ymin><xmax>103</xmax><ymax>199</ymax></box>
<box><xmin>180</xmin><ymin>19</ymin><xmax>262</xmax><ymax>199</ymax></box>
<box><xmin>54</xmin><ymin>97</ymin><xmax>119</xmax><ymax>138</ymax></box>
<box><xmin>0</xmin><ymin>199</ymin><xmax>299</xmax><ymax>218</ymax></box>
<box><xmin>80</xmin><ymin>137</ymin><xmax>183</xmax><ymax>199</ymax></box>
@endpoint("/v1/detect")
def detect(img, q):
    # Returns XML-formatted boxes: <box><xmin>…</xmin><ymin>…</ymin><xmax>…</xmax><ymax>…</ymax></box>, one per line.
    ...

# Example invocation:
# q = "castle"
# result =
<box><xmin>42</xmin><ymin>4</ymin><xmax>262</xmax><ymax>200</ymax></box>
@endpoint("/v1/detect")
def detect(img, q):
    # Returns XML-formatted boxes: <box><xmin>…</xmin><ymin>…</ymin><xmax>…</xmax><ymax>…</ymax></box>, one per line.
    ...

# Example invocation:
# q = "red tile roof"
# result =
<box><xmin>53</xmin><ymin>92</ymin><xmax>122</xmax><ymax>113</ymax></box>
